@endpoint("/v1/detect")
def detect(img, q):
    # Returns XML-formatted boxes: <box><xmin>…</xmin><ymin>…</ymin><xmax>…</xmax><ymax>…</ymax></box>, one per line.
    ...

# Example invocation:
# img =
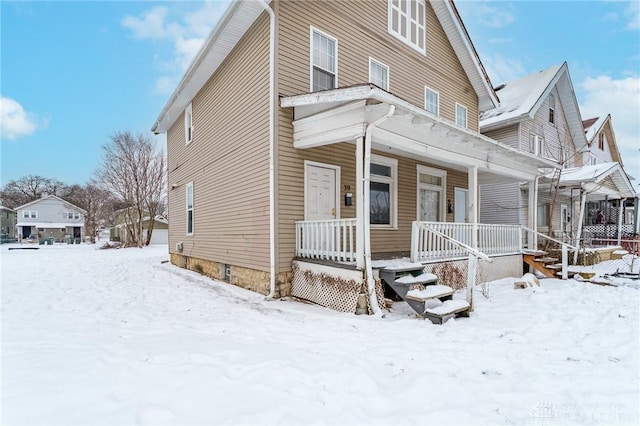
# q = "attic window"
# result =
<box><xmin>598</xmin><ymin>133</ymin><xmax>604</xmax><ymax>150</ymax></box>
<box><xmin>388</xmin><ymin>0</ymin><xmax>426</xmax><ymax>54</ymax></box>
<box><xmin>455</xmin><ymin>103</ymin><xmax>467</xmax><ymax>128</ymax></box>
<box><xmin>548</xmin><ymin>93</ymin><xmax>555</xmax><ymax>125</ymax></box>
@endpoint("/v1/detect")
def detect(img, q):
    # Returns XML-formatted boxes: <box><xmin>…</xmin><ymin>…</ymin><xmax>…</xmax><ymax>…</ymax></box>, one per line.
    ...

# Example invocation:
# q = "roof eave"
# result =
<box><xmin>151</xmin><ymin>0</ymin><xmax>269</xmax><ymax>134</ymax></box>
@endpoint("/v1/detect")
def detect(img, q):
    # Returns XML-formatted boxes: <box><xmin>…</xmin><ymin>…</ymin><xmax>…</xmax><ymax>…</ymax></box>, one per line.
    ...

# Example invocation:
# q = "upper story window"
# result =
<box><xmin>548</xmin><ymin>93</ymin><xmax>555</xmax><ymax>125</ymax></box>
<box><xmin>424</xmin><ymin>87</ymin><xmax>439</xmax><ymax>115</ymax></box>
<box><xmin>186</xmin><ymin>182</ymin><xmax>194</xmax><ymax>235</ymax></box>
<box><xmin>388</xmin><ymin>0</ymin><xmax>426</xmax><ymax>54</ymax></box>
<box><xmin>22</xmin><ymin>210</ymin><xmax>37</xmax><ymax>219</ymax></box>
<box><xmin>65</xmin><ymin>212</ymin><xmax>79</xmax><ymax>219</ymax></box>
<box><xmin>369</xmin><ymin>58</ymin><xmax>389</xmax><ymax>91</ymax></box>
<box><xmin>598</xmin><ymin>132</ymin><xmax>605</xmax><ymax>150</ymax></box>
<box><xmin>370</xmin><ymin>155</ymin><xmax>397</xmax><ymax>228</ymax></box>
<box><xmin>455</xmin><ymin>103</ymin><xmax>467</xmax><ymax>128</ymax></box>
<box><xmin>311</xmin><ymin>27</ymin><xmax>337</xmax><ymax>92</ymax></box>
<box><xmin>530</xmin><ymin>133</ymin><xmax>545</xmax><ymax>156</ymax></box>
<box><xmin>185</xmin><ymin>102</ymin><xmax>193</xmax><ymax>145</ymax></box>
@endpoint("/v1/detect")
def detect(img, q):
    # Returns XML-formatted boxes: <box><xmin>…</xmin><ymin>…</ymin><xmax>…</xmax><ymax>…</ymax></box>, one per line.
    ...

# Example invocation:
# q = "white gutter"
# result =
<box><xmin>363</xmin><ymin>105</ymin><xmax>395</xmax><ymax>316</ymax></box>
<box><xmin>256</xmin><ymin>0</ymin><xmax>277</xmax><ymax>299</ymax></box>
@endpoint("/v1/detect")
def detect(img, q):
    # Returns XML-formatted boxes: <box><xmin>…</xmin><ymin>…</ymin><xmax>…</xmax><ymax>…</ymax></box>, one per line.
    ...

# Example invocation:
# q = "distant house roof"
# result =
<box><xmin>581</xmin><ymin>114</ymin><xmax>623</xmax><ymax>166</ymax></box>
<box><xmin>0</xmin><ymin>205</ymin><xmax>15</xmax><ymax>213</ymax></box>
<box><xmin>480</xmin><ymin>62</ymin><xmax>587</xmax><ymax>150</ymax></box>
<box><xmin>15</xmin><ymin>195</ymin><xmax>87</xmax><ymax>214</ymax></box>
<box><xmin>152</xmin><ymin>0</ymin><xmax>498</xmax><ymax>134</ymax></box>
<box><xmin>542</xmin><ymin>162</ymin><xmax>635</xmax><ymax>199</ymax></box>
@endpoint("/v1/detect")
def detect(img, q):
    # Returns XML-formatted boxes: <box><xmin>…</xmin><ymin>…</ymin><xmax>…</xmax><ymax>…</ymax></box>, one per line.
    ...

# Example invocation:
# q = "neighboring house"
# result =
<box><xmin>111</xmin><ymin>213</ymin><xmax>169</xmax><ymax>245</ymax></box>
<box><xmin>15</xmin><ymin>195</ymin><xmax>86</xmax><ymax>242</ymax></box>
<box><xmin>1</xmin><ymin>205</ymin><xmax>17</xmax><ymax>238</ymax></box>
<box><xmin>152</xmin><ymin>0</ymin><xmax>557</xmax><ymax>318</ymax></box>
<box><xmin>479</xmin><ymin>63</ymin><xmax>635</xmax><ymax>246</ymax></box>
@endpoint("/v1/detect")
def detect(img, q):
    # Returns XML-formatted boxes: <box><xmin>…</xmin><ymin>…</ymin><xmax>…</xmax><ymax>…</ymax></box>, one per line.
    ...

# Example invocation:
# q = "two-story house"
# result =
<box><xmin>479</xmin><ymin>63</ymin><xmax>634</xmax><ymax>252</ymax></box>
<box><xmin>152</xmin><ymin>0</ymin><xmax>557</xmax><ymax>319</ymax></box>
<box><xmin>15</xmin><ymin>195</ymin><xmax>86</xmax><ymax>242</ymax></box>
<box><xmin>0</xmin><ymin>205</ymin><xmax>17</xmax><ymax>240</ymax></box>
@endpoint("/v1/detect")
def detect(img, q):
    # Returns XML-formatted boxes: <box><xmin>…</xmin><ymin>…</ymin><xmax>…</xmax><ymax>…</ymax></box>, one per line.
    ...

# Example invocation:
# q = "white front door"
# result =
<box><xmin>454</xmin><ymin>187</ymin><xmax>468</xmax><ymax>223</ymax></box>
<box><xmin>305</xmin><ymin>162</ymin><xmax>338</xmax><ymax>221</ymax></box>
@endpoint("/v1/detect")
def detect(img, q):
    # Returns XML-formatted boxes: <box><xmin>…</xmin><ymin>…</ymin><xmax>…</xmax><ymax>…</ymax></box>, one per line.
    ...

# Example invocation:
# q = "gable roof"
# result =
<box><xmin>152</xmin><ymin>0</ymin><xmax>498</xmax><ymax>134</ymax></box>
<box><xmin>0</xmin><ymin>205</ymin><xmax>15</xmax><ymax>213</ymax></box>
<box><xmin>542</xmin><ymin>162</ymin><xmax>635</xmax><ymax>199</ymax></box>
<box><xmin>582</xmin><ymin>114</ymin><xmax>623</xmax><ymax>165</ymax></box>
<box><xmin>15</xmin><ymin>195</ymin><xmax>87</xmax><ymax>214</ymax></box>
<box><xmin>479</xmin><ymin>62</ymin><xmax>587</xmax><ymax>150</ymax></box>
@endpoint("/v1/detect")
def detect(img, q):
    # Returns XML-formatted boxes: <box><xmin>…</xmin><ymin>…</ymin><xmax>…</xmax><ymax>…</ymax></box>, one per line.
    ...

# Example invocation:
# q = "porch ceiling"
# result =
<box><xmin>280</xmin><ymin>85</ymin><xmax>559</xmax><ymax>182</ymax></box>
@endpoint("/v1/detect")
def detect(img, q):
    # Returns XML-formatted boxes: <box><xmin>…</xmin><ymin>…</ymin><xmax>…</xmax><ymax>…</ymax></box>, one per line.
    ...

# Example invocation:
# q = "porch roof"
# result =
<box><xmin>280</xmin><ymin>85</ymin><xmax>559</xmax><ymax>182</ymax></box>
<box><xmin>542</xmin><ymin>162</ymin><xmax>636</xmax><ymax>200</ymax></box>
<box><xmin>16</xmin><ymin>222</ymin><xmax>85</xmax><ymax>228</ymax></box>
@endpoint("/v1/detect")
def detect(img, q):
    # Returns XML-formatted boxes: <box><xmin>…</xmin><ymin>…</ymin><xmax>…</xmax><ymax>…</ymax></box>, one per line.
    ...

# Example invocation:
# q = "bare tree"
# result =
<box><xmin>0</xmin><ymin>175</ymin><xmax>66</xmax><ymax>208</ymax></box>
<box><xmin>94</xmin><ymin>131</ymin><xmax>166</xmax><ymax>247</ymax></box>
<box><xmin>62</xmin><ymin>183</ymin><xmax>116</xmax><ymax>241</ymax></box>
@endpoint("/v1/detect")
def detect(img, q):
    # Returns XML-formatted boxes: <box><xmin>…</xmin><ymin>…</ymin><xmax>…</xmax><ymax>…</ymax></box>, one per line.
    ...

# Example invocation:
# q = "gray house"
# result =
<box><xmin>15</xmin><ymin>195</ymin><xmax>86</xmax><ymax>242</ymax></box>
<box><xmin>0</xmin><ymin>205</ymin><xmax>17</xmax><ymax>240</ymax></box>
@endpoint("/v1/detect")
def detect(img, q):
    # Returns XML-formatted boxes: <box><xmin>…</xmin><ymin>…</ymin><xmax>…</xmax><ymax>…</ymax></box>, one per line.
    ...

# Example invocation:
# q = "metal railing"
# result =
<box><xmin>295</xmin><ymin>218</ymin><xmax>357</xmax><ymax>262</ymax></box>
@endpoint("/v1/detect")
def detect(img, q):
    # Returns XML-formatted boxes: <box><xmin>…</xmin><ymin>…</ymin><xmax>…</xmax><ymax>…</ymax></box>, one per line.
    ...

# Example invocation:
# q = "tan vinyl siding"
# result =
<box><xmin>276</xmin><ymin>0</ymin><xmax>479</xmax><ymax>270</ymax></box>
<box><xmin>277</xmin><ymin>0</ymin><xmax>478</xmax><ymax>127</ymax></box>
<box><xmin>167</xmin><ymin>14</ymin><xmax>271</xmax><ymax>272</ymax></box>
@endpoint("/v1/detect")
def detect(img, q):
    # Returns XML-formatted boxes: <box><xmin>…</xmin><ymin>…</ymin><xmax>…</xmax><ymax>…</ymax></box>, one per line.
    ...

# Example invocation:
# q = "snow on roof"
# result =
<box><xmin>480</xmin><ymin>63</ymin><xmax>563</xmax><ymax>127</ymax></box>
<box><xmin>0</xmin><ymin>205</ymin><xmax>15</xmax><ymax>212</ymax></box>
<box><xmin>583</xmin><ymin>115</ymin><xmax>607</xmax><ymax>143</ymax></box>
<box><xmin>548</xmin><ymin>162</ymin><xmax>618</xmax><ymax>183</ymax></box>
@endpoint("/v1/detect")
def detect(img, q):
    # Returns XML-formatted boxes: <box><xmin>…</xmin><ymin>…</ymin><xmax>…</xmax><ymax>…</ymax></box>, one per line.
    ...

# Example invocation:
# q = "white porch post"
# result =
<box><xmin>617</xmin><ymin>198</ymin><xmax>626</xmax><ymax>246</ymax></box>
<box><xmin>467</xmin><ymin>166</ymin><xmax>478</xmax><ymax>311</ymax></box>
<box><xmin>528</xmin><ymin>178</ymin><xmax>539</xmax><ymax>249</ymax></box>
<box><xmin>573</xmin><ymin>190</ymin><xmax>587</xmax><ymax>264</ymax></box>
<box><xmin>355</xmin><ymin>136</ymin><xmax>365</xmax><ymax>269</ymax></box>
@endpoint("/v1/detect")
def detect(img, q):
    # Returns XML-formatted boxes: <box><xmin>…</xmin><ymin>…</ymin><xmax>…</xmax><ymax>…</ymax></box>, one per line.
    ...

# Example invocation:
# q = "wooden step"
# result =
<box><xmin>545</xmin><ymin>263</ymin><xmax>563</xmax><ymax>271</ymax></box>
<box><xmin>394</xmin><ymin>272</ymin><xmax>438</xmax><ymax>286</ymax></box>
<box><xmin>405</xmin><ymin>284</ymin><xmax>454</xmax><ymax>302</ymax></box>
<box><xmin>523</xmin><ymin>249</ymin><xmax>548</xmax><ymax>257</ymax></box>
<box><xmin>534</xmin><ymin>257</ymin><xmax>559</xmax><ymax>263</ymax></box>
<box><xmin>424</xmin><ymin>300</ymin><xmax>471</xmax><ymax>324</ymax></box>
<box><xmin>381</xmin><ymin>262</ymin><xmax>424</xmax><ymax>273</ymax></box>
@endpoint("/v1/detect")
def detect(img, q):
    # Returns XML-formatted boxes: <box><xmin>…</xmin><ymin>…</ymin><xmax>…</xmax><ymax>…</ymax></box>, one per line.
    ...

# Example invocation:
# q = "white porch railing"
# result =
<box><xmin>411</xmin><ymin>221</ymin><xmax>522</xmax><ymax>262</ymax></box>
<box><xmin>295</xmin><ymin>219</ymin><xmax>357</xmax><ymax>262</ymax></box>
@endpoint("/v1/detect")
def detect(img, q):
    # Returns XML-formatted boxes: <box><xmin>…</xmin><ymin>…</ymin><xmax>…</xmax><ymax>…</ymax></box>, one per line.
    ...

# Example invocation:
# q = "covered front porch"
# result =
<box><xmin>280</xmin><ymin>85</ymin><xmax>559</xmax><ymax>319</ymax></box>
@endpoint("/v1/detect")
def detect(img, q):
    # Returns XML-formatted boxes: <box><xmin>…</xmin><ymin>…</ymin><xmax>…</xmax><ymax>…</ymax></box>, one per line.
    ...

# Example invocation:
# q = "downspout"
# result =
<box><xmin>257</xmin><ymin>0</ymin><xmax>277</xmax><ymax>298</ymax></box>
<box><xmin>363</xmin><ymin>105</ymin><xmax>395</xmax><ymax>316</ymax></box>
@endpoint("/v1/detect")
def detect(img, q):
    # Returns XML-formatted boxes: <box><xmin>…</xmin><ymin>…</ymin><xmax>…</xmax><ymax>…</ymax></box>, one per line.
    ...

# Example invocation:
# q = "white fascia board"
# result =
<box><xmin>152</xmin><ymin>1</ymin><xmax>269</xmax><ymax>134</ymax></box>
<box><xmin>434</xmin><ymin>0</ymin><xmax>498</xmax><ymax>111</ymax></box>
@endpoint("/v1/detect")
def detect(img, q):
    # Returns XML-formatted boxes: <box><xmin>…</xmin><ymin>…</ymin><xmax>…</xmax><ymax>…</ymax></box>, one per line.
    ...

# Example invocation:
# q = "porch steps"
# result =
<box><xmin>379</xmin><ymin>265</ymin><xmax>469</xmax><ymax>324</ymax></box>
<box><xmin>523</xmin><ymin>252</ymin><xmax>568</xmax><ymax>279</ymax></box>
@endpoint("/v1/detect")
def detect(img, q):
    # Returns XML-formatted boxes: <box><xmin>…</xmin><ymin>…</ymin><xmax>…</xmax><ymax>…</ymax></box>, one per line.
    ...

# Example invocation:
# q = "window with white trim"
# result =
<box><xmin>185</xmin><ymin>102</ymin><xmax>193</xmax><ymax>145</ymax></box>
<box><xmin>311</xmin><ymin>27</ymin><xmax>337</xmax><ymax>92</ymax></box>
<box><xmin>370</xmin><ymin>155</ymin><xmax>397</xmax><ymax>228</ymax></box>
<box><xmin>417</xmin><ymin>165</ymin><xmax>446</xmax><ymax>222</ymax></box>
<box><xmin>388</xmin><ymin>0</ymin><xmax>426</xmax><ymax>54</ymax></box>
<box><xmin>548</xmin><ymin>93</ymin><xmax>555</xmax><ymax>124</ymax></box>
<box><xmin>23</xmin><ymin>210</ymin><xmax>37</xmax><ymax>219</ymax></box>
<box><xmin>530</xmin><ymin>133</ymin><xmax>545</xmax><ymax>156</ymax></box>
<box><xmin>369</xmin><ymin>58</ymin><xmax>389</xmax><ymax>91</ymax></box>
<box><xmin>424</xmin><ymin>87</ymin><xmax>439</xmax><ymax>115</ymax></box>
<box><xmin>537</xmin><ymin>203</ymin><xmax>550</xmax><ymax>226</ymax></box>
<box><xmin>186</xmin><ymin>182</ymin><xmax>194</xmax><ymax>235</ymax></box>
<box><xmin>455</xmin><ymin>103</ymin><xmax>467</xmax><ymax>128</ymax></box>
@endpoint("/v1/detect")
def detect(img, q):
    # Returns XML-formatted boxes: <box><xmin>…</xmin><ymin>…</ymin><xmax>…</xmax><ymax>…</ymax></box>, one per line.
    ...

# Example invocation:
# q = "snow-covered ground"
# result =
<box><xmin>2</xmin><ymin>244</ymin><xmax>638</xmax><ymax>425</ymax></box>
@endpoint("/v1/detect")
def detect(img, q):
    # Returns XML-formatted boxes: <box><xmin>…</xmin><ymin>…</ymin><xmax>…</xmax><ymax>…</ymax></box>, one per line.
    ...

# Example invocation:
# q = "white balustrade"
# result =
<box><xmin>295</xmin><ymin>219</ymin><xmax>357</xmax><ymax>262</ymax></box>
<box><xmin>411</xmin><ymin>221</ymin><xmax>522</xmax><ymax>262</ymax></box>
